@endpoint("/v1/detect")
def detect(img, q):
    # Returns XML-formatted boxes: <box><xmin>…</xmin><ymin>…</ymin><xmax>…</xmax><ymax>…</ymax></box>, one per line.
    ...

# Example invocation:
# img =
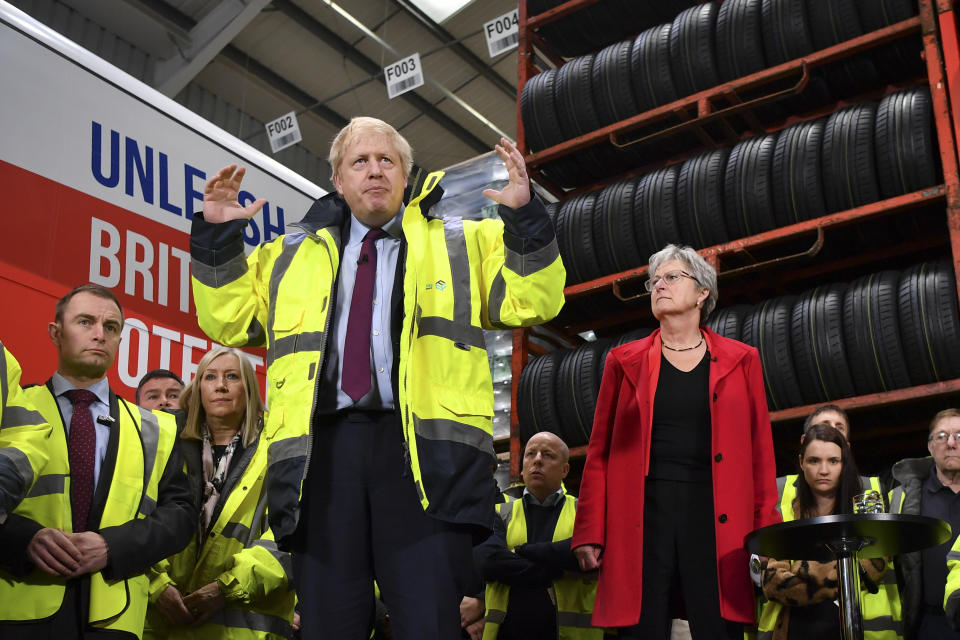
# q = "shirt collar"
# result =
<box><xmin>347</xmin><ymin>206</ymin><xmax>404</xmax><ymax>246</ymax></box>
<box><xmin>523</xmin><ymin>486</ymin><xmax>565</xmax><ymax>507</ymax></box>
<box><xmin>925</xmin><ymin>464</ymin><xmax>949</xmax><ymax>493</ymax></box>
<box><xmin>52</xmin><ymin>372</ymin><xmax>110</xmax><ymax>408</ymax></box>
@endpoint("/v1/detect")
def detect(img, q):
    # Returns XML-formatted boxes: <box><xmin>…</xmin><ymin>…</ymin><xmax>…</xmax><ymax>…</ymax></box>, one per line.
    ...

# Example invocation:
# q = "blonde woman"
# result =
<box><xmin>145</xmin><ymin>347</ymin><xmax>294</xmax><ymax>639</ymax></box>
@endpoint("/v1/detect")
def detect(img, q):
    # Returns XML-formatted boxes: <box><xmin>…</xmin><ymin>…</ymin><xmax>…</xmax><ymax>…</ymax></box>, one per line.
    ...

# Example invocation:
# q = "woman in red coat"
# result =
<box><xmin>572</xmin><ymin>244</ymin><xmax>780</xmax><ymax>639</ymax></box>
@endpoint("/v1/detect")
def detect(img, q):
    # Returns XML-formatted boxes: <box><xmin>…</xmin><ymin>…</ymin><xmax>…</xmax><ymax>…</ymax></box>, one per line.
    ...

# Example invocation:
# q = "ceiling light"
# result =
<box><xmin>410</xmin><ymin>0</ymin><xmax>474</xmax><ymax>23</ymax></box>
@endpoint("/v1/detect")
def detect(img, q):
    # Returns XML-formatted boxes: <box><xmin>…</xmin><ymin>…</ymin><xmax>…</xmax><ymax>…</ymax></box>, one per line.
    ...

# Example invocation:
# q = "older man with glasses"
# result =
<box><xmin>890</xmin><ymin>408</ymin><xmax>960</xmax><ymax>639</ymax></box>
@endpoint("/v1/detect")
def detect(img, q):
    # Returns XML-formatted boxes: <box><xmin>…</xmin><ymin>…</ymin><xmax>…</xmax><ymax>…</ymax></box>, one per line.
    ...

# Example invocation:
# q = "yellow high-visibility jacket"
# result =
<box><xmin>190</xmin><ymin>171</ymin><xmax>565</xmax><ymax>544</ymax></box>
<box><xmin>483</xmin><ymin>494</ymin><xmax>601</xmax><ymax>639</ymax></box>
<box><xmin>942</xmin><ymin>532</ymin><xmax>960</xmax><ymax>623</ymax></box>
<box><xmin>0</xmin><ymin>383</ymin><xmax>192</xmax><ymax>638</ymax></box>
<box><xmin>145</xmin><ymin>435</ymin><xmax>294</xmax><ymax>639</ymax></box>
<box><xmin>757</xmin><ymin>474</ymin><xmax>902</xmax><ymax>640</ymax></box>
<box><xmin>0</xmin><ymin>341</ymin><xmax>51</xmax><ymax>524</ymax></box>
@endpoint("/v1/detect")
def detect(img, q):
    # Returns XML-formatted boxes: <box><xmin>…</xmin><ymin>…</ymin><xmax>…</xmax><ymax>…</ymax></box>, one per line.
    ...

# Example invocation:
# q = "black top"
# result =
<box><xmin>212</xmin><ymin>441</ymin><xmax>245</xmax><ymax>479</ymax></box>
<box><xmin>648</xmin><ymin>351</ymin><xmax>712</xmax><ymax>483</ymax></box>
<box><xmin>788</xmin><ymin>599</ymin><xmax>840</xmax><ymax>639</ymax></box>
<box><xmin>921</xmin><ymin>466</ymin><xmax>960</xmax><ymax>608</ymax></box>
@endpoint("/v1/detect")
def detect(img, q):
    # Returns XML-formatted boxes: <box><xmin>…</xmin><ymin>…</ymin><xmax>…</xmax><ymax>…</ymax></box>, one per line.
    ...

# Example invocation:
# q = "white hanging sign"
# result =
<box><xmin>484</xmin><ymin>9</ymin><xmax>519</xmax><ymax>58</ymax></box>
<box><xmin>265</xmin><ymin>111</ymin><xmax>302</xmax><ymax>153</ymax></box>
<box><xmin>384</xmin><ymin>53</ymin><xmax>424</xmax><ymax>99</ymax></box>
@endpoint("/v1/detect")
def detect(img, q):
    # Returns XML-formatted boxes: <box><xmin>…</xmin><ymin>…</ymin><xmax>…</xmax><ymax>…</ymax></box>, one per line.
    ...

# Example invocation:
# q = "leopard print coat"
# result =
<box><xmin>761</xmin><ymin>557</ymin><xmax>888</xmax><ymax>640</ymax></box>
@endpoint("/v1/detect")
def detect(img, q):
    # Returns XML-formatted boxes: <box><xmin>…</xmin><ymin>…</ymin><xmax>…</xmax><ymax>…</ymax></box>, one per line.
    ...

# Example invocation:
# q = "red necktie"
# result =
<box><xmin>65</xmin><ymin>389</ymin><xmax>97</xmax><ymax>532</ymax></box>
<box><xmin>342</xmin><ymin>228</ymin><xmax>385</xmax><ymax>402</ymax></box>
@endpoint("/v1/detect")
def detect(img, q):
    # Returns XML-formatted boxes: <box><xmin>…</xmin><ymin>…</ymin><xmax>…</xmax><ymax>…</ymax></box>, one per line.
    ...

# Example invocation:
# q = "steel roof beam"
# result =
<box><xmin>272</xmin><ymin>0</ymin><xmax>490</xmax><ymax>154</ymax></box>
<box><xmin>153</xmin><ymin>0</ymin><xmax>271</xmax><ymax>97</ymax></box>
<box><xmin>390</xmin><ymin>0</ymin><xmax>516</xmax><ymax>101</ymax></box>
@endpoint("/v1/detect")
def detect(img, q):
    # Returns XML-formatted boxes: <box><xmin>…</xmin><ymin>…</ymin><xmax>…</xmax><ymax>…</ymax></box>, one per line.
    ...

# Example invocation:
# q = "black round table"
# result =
<box><xmin>746</xmin><ymin>514</ymin><xmax>950</xmax><ymax>640</ymax></box>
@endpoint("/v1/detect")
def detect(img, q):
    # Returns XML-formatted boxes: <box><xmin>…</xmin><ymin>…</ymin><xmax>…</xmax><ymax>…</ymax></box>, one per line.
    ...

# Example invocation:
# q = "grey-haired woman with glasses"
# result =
<box><xmin>572</xmin><ymin>244</ymin><xmax>781</xmax><ymax>639</ymax></box>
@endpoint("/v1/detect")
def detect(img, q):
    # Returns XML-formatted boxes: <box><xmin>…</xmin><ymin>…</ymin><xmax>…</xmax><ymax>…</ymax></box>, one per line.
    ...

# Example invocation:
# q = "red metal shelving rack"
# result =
<box><xmin>506</xmin><ymin>0</ymin><xmax>960</xmax><ymax>481</ymax></box>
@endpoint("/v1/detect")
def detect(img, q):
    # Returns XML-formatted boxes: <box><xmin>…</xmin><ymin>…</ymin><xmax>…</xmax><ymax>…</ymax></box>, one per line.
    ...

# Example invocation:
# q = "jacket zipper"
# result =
<box><xmin>299</xmin><ymin>235</ymin><xmax>338</xmax><ymax>511</ymax></box>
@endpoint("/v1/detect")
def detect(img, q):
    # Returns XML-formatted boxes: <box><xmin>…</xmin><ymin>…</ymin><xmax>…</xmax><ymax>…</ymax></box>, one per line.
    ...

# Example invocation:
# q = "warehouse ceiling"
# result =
<box><xmin>12</xmin><ymin>0</ymin><xmax>520</xmax><ymax>190</ymax></box>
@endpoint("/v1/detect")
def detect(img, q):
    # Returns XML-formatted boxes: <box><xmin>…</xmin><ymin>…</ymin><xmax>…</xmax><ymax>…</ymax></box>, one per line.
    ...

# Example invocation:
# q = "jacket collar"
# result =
<box><xmin>892</xmin><ymin>456</ymin><xmax>935</xmax><ymax>486</ymax></box>
<box><xmin>290</xmin><ymin>168</ymin><xmax>447</xmax><ymax>236</ymax></box>
<box><xmin>616</xmin><ymin>326</ymin><xmax>749</xmax><ymax>387</ymax></box>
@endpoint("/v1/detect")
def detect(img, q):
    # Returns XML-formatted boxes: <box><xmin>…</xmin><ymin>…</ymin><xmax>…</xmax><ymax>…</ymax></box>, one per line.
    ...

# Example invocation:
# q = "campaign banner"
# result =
<box><xmin>0</xmin><ymin>6</ymin><xmax>323</xmax><ymax>401</ymax></box>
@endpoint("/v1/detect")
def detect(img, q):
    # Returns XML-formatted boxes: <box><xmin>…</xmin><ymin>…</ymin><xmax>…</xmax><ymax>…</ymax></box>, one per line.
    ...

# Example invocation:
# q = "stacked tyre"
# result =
<box><xmin>552</xmin><ymin>88</ymin><xmax>938</xmax><ymax>286</ymax></box>
<box><xmin>517</xmin><ymin>327</ymin><xmax>654</xmax><ymax>446</ymax></box>
<box><xmin>522</xmin><ymin>0</ymin><xmax>924</xmax><ymax>189</ymax></box>
<box><xmin>709</xmin><ymin>259</ymin><xmax>960</xmax><ymax>410</ymax></box>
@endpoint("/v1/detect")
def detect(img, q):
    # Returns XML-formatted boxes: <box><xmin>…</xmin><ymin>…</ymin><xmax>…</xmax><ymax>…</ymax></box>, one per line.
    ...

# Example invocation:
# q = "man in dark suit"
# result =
<box><xmin>0</xmin><ymin>284</ymin><xmax>195</xmax><ymax>639</ymax></box>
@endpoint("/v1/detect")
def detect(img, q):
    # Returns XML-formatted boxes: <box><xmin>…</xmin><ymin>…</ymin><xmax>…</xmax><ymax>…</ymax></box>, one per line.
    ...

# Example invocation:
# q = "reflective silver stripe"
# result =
<box><xmin>443</xmin><ymin>218</ymin><xmax>472</xmax><ymax>326</ymax></box>
<box><xmin>863</xmin><ymin>615</ymin><xmax>902</xmax><ymax>633</ymax></box>
<box><xmin>487</xmin><ymin>270</ymin><xmax>508</xmax><ymax>328</ymax></box>
<box><xmin>486</xmin><ymin>609</ymin><xmax>506</xmax><ymax>624</ymax></box>
<box><xmin>0</xmin><ymin>448</ymin><xmax>32</xmax><ymax>485</ymax></box>
<box><xmin>247</xmin><ymin>317</ymin><xmax>266</xmax><ymax>347</ymax></box>
<box><xmin>412</xmin><ymin>415</ymin><xmax>494</xmax><ymax>457</ymax></box>
<box><xmin>775</xmin><ymin>475</ymin><xmax>788</xmax><ymax>517</ymax></box>
<box><xmin>138</xmin><ymin>494</ymin><xmax>157</xmax><ymax>517</ymax></box>
<box><xmin>947</xmin><ymin>549</ymin><xmax>960</xmax><ymax>563</ymax></box>
<box><xmin>26</xmin><ymin>473</ymin><xmax>66</xmax><ymax>498</ymax></box>
<box><xmin>136</xmin><ymin>404</ymin><xmax>160</xmax><ymax>515</ymax></box>
<box><xmin>0</xmin><ymin>448</ymin><xmax>33</xmax><ymax>502</ymax></box>
<box><xmin>505</xmin><ymin>237</ymin><xmax>560</xmax><ymax>277</ymax></box>
<box><xmin>417</xmin><ymin>316</ymin><xmax>485</xmax><ymax>350</ymax></box>
<box><xmin>557</xmin><ymin>611</ymin><xmax>594</xmax><ymax>628</ymax></box>
<box><xmin>192</xmin><ymin>251</ymin><xmax>248</xmax><ymax>288</ymax></box>
<box><xmin>2</xmin><ymin>406</ymin><xmax>46</xmax><ymax>430</ymax></box>
<box><xmin>776</xmin><ymin>476</ymin><xmax>788</xmax><ymax>500</ymax></box>
<box><xmin>757</xmin><ymin>631</ymin><xmax>773</xmax><ymax>640</ymax></box>
<box><xmin>206</xmin><ymin>607</ymin><xmax>291</xmax><ymax>636</ymax></box>
<box><xmin>266</xmin><ymin>234</ymin><xmax>307</xmax><ymax>369</ymax></box>
<box><xmin>270</xmin><ymin>331</ymin><xmax>326</xmax><ymax>362</ymax></box>
<box><xmin>268</xmin><ymin>435</ymin><xmax>309</xmax><ymax>465</ymax></box>
<box><xmin>890</xmin><ymin>487</ymin><xmax>904</xmax><ymax>513</ymax></box>
<box><xmin>253</xmin><ymin>538</ymin><xmax>294</xmax><ymax>580</ymax></box>
<box><xmin>497</xmin><ymin>501</ymin><xmax>513</xmax><ymax>527</ymax></box>
<box><xmin>221</xmin><ymin>521</ymin><xmax>251</xmax><ymax>543</ymax></box>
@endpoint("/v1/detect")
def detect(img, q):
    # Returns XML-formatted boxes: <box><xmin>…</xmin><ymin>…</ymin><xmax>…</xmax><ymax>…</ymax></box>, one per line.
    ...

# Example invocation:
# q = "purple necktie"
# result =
<box><xmin>64</xmin><ymin>389</ymin><xmax>97</xmax><ymax>532</ymax></box>
<box><xmin>342</xmin><ymin>228</ymin><xmax>386</xmax><ymax>402</ymax></box>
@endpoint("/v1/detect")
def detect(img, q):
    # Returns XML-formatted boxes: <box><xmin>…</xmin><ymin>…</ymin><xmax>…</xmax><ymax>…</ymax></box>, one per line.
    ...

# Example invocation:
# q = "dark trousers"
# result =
<box><xmin>918</xmin><ymin>609</ymin><xmax>960</xmax><ymax>639</ymax></box>
<box><xmin>618</xmin><ymin>479</ymin><xmax>742</xmax><ymax>640</ymax></box>
<box><xmin>294</xmin><ymin>411</ymin><xmax>472</xmax><ymax>640</ymax></box>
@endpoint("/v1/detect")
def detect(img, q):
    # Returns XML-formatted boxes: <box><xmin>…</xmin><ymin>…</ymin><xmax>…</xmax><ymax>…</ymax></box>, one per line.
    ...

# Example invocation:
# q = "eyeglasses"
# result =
<box><xmin>929</xmin><ymin>431</ymin><xmax>960</xmax><ymax>445</ymax></box>
<box><xmin>644</xmin><ymin>270</ymin><xmax>696</xmax><ymax>292</ymax></box>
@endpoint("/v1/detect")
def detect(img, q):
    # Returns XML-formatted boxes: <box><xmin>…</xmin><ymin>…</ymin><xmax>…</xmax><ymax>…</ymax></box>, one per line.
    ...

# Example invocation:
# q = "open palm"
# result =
<box><xmin>483</xmin><ymin>137</ymin><xmax>531</xmax><ymax>210</ymax></box>
<box><xmin>202</xmin><ymin>164</ymin><xmax>266</xmax><ymax>223</ymax></box>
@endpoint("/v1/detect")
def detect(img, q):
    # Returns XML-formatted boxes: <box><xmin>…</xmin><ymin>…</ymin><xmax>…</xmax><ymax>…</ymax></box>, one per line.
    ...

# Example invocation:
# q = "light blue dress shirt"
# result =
<box><xmin>52</xmin><ymin>373</ymin><xmax>111</xmax><ymax>491</ymax></box>
<box><xmin>326</xmin><ymin>209</ymin><xmax>403</xmax><ymax>411</ymax></box>
<box><xmin>522</xmin><ymin>487</ymin><xmax>566</xmax><ymax>507</ymax></box>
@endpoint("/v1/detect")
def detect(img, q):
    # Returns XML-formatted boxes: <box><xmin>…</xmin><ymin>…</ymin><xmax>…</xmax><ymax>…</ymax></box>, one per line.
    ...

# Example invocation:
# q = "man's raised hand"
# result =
<box><xmin>483</xmin><ymin>138</ymin><xmax>531</xmax><ymax>210</ymax></box>
<box><xmin>202</xmin><ymin>165</ymin><xmax>266</xmax><ymax>223</ymax></box>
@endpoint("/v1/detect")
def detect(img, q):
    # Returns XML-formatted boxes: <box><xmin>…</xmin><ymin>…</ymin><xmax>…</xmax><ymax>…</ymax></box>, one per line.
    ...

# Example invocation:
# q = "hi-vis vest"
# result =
<box><xmin>0</xmin><ymin>383</ymin><xmax>177</xmax><ymax>638</ymax></box>
<box><xmin>145</xmin><ymin>439</ymin><xmax>293</xmax><ymax>640</ymax></box>
<box><xmin>757</xmin><ymin>475</ymin><xmax>903</xmax><ymax>640</ymax></box>
<box><xmin>483</xmin><ymin>494</ymin><xmax>602</xmax><ymax>640</ymax></box>
<box><xmin>190</xmin><ymin>171</ymin><xmax>565</xmax><ymax>544</ymax></box>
